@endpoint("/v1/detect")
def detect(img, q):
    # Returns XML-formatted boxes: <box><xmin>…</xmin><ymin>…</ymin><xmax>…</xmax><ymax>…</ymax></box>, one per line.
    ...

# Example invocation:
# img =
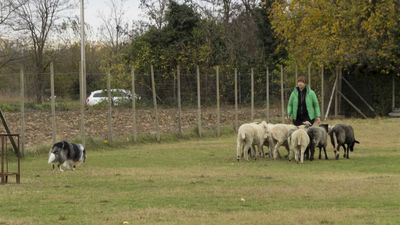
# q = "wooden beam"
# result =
<box><xmin>337</xmin><ymin>91</ymin><xmax>368</xmax><ymax>119</ymax></box>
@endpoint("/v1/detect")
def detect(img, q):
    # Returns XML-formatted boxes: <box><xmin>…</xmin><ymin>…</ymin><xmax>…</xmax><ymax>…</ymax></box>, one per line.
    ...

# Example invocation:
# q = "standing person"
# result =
<box><xmin>287</xmin><ymin>76</ymin><xmax>321</xmax><ymax>126</ymax></box>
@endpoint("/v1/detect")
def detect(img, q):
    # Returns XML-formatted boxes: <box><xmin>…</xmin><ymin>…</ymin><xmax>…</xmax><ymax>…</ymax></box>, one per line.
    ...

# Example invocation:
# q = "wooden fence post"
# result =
<box><xmin>131</xmin><ymin>66</ymin><xmax>137</xmax><ymax>142</ymax></box>
<box><xmin>281</xmin><ymin>65</ymin><xmax>285</xmax><ymax>123</ymax></box>
<box><xmin>321</xmin><ymin>65</ymin><xmax>325</xmax><ymax>119</ymax></box>
<box><xmin>295</xmin><ymin>64</ymin><xmax>298</xmax><ymax>84</ymax></box>
<box><xmin>308</xmin><ymin>62</ymin><xmax>312</xmax><ymax>88</ymax></box>
<box><xmin>50</xmin><ymin>62</ymin><xmax>56</xmax><ymax>144</ymax></box>
<box><xmin>79</xmin><ymin>63</ymin><xmax>85</xmax><ymax>145</ymax></box>
<box><xmin>107</xmin><ymin>69</ymin><xmax>113</xmax><ymax>143</ymax></box>
<box><xmin>151</xmin><ymin>65</ymin><xmax>161</xmax><ymax>142</ymax></box>
<box><xmin>196</xmin><ymin>65</ymin><xmax>202</xmax><ymax>137</ymax></box>
<box><xmin>177</xmin><ymin>65</ymin><xmax>182</xmax><ymax>136</ymax></box>
<box><xmin>19</xmin><ymin>66</ymin><xmax>25</xmax><ymax>156</ymax></box>
<box><xmin>335</xmin><ymin>66</ymin><xmax>338</xmax><ymax>117</ymax></box>
<box><xmin>393</xmin><ymin>76</ymin><xmax>396</xmax><ymax>111</ymax></box>
<box><xmin>216</xmin><ymin>66</ymin><xmax>220</xmax><ymax>137</ymax></box>
<box><xmin>266</xmin><ymin>66</ymin><xmax>270</xmax><ymax>122</ymax></box>
<box><xmin>251</xmin><ymin>68</ymin><xmax>254</xmax><ymax>121</ymax></box>
<box><xmin>234</xmin><ymin>68</ymin><xmax>238</xmax><ymax>131</ymax></box>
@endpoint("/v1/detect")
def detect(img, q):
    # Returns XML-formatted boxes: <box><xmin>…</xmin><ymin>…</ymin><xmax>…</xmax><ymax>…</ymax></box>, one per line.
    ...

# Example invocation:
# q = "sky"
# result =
<box><xmin>84</xmin><ymin>0</ymin><xmax>143</xmax><ymax>40</ymax></box>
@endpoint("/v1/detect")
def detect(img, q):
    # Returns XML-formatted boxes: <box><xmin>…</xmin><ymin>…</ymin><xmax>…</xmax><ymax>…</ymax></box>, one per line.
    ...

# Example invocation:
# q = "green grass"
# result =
<box><xmin>1</xmin><ymin>118</ymin><xmax>400</xmax><ymax>225</ymax></box>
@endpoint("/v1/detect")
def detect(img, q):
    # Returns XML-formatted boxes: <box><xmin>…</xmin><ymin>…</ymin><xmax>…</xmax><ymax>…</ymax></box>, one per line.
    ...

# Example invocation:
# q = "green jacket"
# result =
<box><xmin>287</xmin><ymin>86</ymin><xmax>321</xmax><ymax>120</ymax></box>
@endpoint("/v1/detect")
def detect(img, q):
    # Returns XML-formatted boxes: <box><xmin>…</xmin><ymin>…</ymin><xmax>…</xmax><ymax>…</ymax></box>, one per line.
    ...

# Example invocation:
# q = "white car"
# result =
<box><xmin>86</xmin><ymin>89</ymin><xmax>140</xmax><ymax>106</ymax></box>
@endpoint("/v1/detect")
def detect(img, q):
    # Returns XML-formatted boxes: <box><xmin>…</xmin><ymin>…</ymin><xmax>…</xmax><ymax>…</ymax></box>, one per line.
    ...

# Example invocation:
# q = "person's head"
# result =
<box><xmin>297</xmin><ymin>76</ymin><xmax>307</xmax><ymax>90</ymax></box>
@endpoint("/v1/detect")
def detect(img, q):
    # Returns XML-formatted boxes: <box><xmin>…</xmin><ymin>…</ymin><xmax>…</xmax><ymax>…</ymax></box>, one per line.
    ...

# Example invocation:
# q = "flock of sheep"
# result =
<box><xmin>236</xmin><ymin>121</ymin><xmax>360</xmax><ymax>163</ymax></box>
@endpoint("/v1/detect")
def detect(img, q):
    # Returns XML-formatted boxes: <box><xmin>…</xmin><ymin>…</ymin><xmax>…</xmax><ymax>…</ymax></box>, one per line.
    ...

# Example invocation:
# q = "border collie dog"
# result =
<box><xmin>48</xmin><ymin>141</ymin><xmax>86</xmax><ymax>171</ymax></box>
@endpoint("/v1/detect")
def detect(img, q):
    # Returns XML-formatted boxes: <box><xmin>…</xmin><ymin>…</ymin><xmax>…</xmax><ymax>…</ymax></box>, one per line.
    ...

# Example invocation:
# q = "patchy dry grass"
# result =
<box><xmin>0</xmin><ymin>118</ymin><xmax>400</xmax><ymax>225</ymax></box>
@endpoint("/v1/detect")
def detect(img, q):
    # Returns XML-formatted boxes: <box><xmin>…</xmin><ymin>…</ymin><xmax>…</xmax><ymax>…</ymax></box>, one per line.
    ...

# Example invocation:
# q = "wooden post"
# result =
<box><xmin>338</xmin><ymin>91</ymin><xmax>368</xmax><ymax>119</ymax></box>
<box><xmin>79</xmin><ymin>0</ymin><xmax>86</xmax><ymax>146</ymax></box>
<box><xmin>324</xmin><ymin>75</ymin><xmax>338</xmax><ymax>120</ymax></box>
<box><xmin>281</xmin><ymin>65</ymin><xmax>285</xmax><ymax>123</ymax></box>
<box><xmin>131</xmin><ymin>66</ymin><xmax>137</xmax><ymax>142</ymax></box>
<box><xmin>50</xmin><ymin>62</ymin><xmax>56</xmax><ymax>144</ymax></box>
<box><xmin>266</xmin><ymin>66</ymin><xmax>270</xmax><ymax>122</ymax></box>
<box><xmin>338</xmin><ymin>68</ymin><xmax>342</xmax><ymax>114</ymax></box>
<box><xmin>234</xmin><ymin>68</ymin><xmax>238</xmax><ymax>131</ymax></box>
<box><xmin>251</xmin><ymin>68</ymin><xmax>254</xmax><ymax>121</ymax></box>
<box><xmin>393</xmin><ymin>76</ymin><xmax>396</xmax><ymax>111</ymax></box>
<box><xmin>334</xmin><ymin>66</ymin><xmax>338</xmax><ymax>117</ymax></box>
<box><xmin>308</xmin><ymin>62</ymin><xmax>312</xmax><ymax>88</ymax></box>
<box><xmin>151</xmin><ymin>65</ymin><xmax>161</xmax><ymax>142</ymax></box>
<box><xmin>321</xmin><ymin>65</ymin><xmax>324</xmax><ymax>119</ymax></box>
<box><xmin>196</xmin><ymin>65</ymin><xmax>202</xmax><ymax>137</ymax></box>
<box><xmin>79</xmin><ymin>62</ymin><xmax>85</xmax><ymax>145</ymax></box>
<box><xmin>19</xmin><ymin>66</ymin><xmax>25</xmax><ymax>156</ymax></box>
<box><xmin>177</xmin><ymin>65</ymin><xmax>182</xmax><ymax>136</ymax></box>
<box><xmin>342</xmin><ymin>76</ymin><xmax>376</xmax><ymax>113</ymax></box>
<box><xmin>238</xmin><ymin>72</ymin><xmax>241</xmax><ymax>104</ymax></box>
<box><xmin>295</xmin><ymin>64</ymin><xmax>298</xmax><ymax>84</ymax></box>
<box><xmin>216</xmin><ymin>66</ymin><xmax>220</xmax><ymax>137</ymax></box>
<box><xmin>107</xmin><ymin>69</ymin><xmax>113</xmax><ymax>143</ymax></box>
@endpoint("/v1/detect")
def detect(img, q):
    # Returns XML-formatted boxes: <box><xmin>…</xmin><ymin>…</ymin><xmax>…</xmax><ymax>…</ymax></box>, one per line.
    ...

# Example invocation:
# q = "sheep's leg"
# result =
<box><xmin>310</xmin><ymin>145</ymin><xmax>315</xmax><ymax>161</ymax></box>
<box><xmin>342</xmin><ymin>145</ymin><xmax>347</xmax><ymax>158</ymax></box>
<box><xmin>268</xmin><ymin>140</ymin><xmax>274</xmax><ymax>159</ymax></box>
<box><xmin>304</xmin><ymin>147</ymin><xmax>309</xmax><ymax>160</ymax></box>
<box><xmin>300</xmin><ymin>147</ymin><xmax>305</xmax><ymax>164</ymax></box>
<box><xmin>323</xmin><ymin>147</ymin><xmax>328</xmax><ymax>160</ymax></box>
<box><xmin>236</xmin><ymin>140</ymin><xmax>243</xmax><ymax>161</ymax></box>
<box><xmin>346</xmin><ymin>146</ymin><xmax>350</xmax><ymax>159</ymax></box>
<box><xmin>244</xmin><ymin>144</ymin><xmax>250</xmax><ymax>161</ymax></box>
<box><xmin>318</xmin><ymin>146</ymin><xmax>326</xmax><ymax>159</ymax></box>
<box><xmin>273</xmin><ymin>142</ymin><xmax>281</xmax><ymax>160</ymax></box>
<box><xmin>284</xmin><ymin>143</ymin><xmax>290</xmax><ymax>159</ymax></box>
<box><xmin>335</xmin><ymin>145</ymin><xmax>340</xmax><ymax>160</ymax></box>
<box><xmin>250</xmin><ymin>145</ymin><xmax>256</xmax><ymax>160</ymax></box>
<box><xmin>259</xmin><ymin>144</ymin><xmax>265</xmax><ymax>158</ymax></box>
<box><xmin>295</xmin><ymin>148</ymin><xmax>299</xmax><ymax>163</ymax></box>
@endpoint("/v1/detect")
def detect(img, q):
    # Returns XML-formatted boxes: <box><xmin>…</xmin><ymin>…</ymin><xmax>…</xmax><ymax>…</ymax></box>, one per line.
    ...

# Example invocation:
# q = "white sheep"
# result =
<box><xmin>288</xmin><ymin>127</ymin><xmax>310</xmax><ymax>163</ymax></box>
<box><xmin>236</xmin><ymin>121</ymin><xmax>269</xmax><ymax>161</ymax></box>
<box><xmin>265</xmin><ymin>123</ymin><xmax>297</xmax><ymax>160</ymax></box>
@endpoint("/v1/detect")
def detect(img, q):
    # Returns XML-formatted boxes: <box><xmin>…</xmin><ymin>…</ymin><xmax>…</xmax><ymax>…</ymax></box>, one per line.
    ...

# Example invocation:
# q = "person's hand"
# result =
<box><xmin>314</xmin><ymin>117</ymin><xmax>321</xmax><ymax>125</ymax></box>
<box><xmin>302</xmin><ymin>121</ymin><xmax>312</xmax><ymax>127</ymax></box>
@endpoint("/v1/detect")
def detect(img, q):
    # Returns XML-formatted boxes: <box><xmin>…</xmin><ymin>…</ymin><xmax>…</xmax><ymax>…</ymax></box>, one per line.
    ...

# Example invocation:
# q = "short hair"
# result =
<box><xmin>297</xmin><ymin>76</ymin><xmax>307</xmax><ymax>84</ymax></box>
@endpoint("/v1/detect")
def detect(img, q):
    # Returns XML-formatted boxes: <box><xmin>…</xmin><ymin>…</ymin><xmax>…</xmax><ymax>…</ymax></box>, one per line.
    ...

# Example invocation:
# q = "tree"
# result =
<box><xmin>270</xmin><ymin>0</ymin><xmax>400</xmax><ymax>71</ymax></box>
<box><xmin>140</xmin><ymin>0</ymin><xmax>168</xmax><ymax>29</ymax></box>
<box><xmin>12</xmin><ymin>0</ymin><xmax>72</xmax><ymax>102</ymax></box>
<box><xmin>98</xmin><ymin>0</ymin><xmax>129</xmax><ymax>52</ymax></box>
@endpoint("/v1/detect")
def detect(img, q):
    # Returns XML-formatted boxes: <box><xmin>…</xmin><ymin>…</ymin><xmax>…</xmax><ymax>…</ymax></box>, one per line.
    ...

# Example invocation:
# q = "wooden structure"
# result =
<box><xmin>0</xmin><ymin>134</ymin><xmax>21</xmax><ymax>184</ymax></box>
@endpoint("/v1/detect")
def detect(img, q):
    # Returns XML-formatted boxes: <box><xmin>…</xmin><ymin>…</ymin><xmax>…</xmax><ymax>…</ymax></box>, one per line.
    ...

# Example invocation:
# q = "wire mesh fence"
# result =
<box><xmin>0</xmin><ymin>63</ymin><xmax>338</xmax><ymax>153</ymax></box>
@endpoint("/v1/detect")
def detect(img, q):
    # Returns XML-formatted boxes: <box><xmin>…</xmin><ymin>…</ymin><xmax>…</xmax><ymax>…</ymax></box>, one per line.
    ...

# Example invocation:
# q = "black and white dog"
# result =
<box><xmin>48</xmin><ymin>141</ymin><xmax>86</xmax><ymax>171</ymax></box>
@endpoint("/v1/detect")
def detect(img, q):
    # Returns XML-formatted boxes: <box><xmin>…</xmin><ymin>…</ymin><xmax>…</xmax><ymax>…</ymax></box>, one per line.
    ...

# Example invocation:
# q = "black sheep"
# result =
<box><xmin>306</xmin><ymin>125</ymin><xmax>329</xmax><ymax>160</ymax></box>
<box><xmin>329</xmin><ymin>124</ymin><xmax>360</xmax><ymax>160</ymax></box>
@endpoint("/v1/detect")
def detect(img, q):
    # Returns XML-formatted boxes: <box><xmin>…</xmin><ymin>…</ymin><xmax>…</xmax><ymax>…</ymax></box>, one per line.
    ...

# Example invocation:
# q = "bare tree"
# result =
<box><xmin>0</xmin><ymin>0</ymin><xmax>16</xmax><ymax>25</ymax></box>
<box><xmin>12</xmin><ymin>0</ymin><xmax>72</xmax><ymax>102</ymax></box>
<box><xmin>140</xmin><ymin>0</ymin><xmax>168</xmax><ymax>29</ymax></box>
<box><xmin>98</xmin><ymin>0</ymin><xmax>128</xmax><ymax>52</ymax></box>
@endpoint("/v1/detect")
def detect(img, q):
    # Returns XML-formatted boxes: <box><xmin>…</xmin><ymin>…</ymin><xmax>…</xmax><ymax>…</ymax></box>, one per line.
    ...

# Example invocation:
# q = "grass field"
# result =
<box><xmin>1</xmin><ymin>118</ymin><xmax>400</xmax><ymax>225</ymax></box>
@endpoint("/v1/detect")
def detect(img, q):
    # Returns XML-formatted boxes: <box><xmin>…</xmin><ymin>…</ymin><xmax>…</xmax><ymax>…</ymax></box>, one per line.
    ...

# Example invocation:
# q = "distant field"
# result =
<box><xmin>0</xmin><ymin>118</ymin><xmax>400</xmax><ymax>225</ymax></box>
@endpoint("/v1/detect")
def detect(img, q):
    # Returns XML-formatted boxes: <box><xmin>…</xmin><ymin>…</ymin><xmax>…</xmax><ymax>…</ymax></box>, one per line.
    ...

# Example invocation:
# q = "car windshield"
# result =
<box><xmin>93</xmin><ymin>92</ymin><xmax>107</xmax><ymax>97</ymax></box>
<box><xmin>92</xmin><ymin>90</ymin><xmax>129</xmax><ymax>98</ymax></box>
<box><xmin>112</xmin><ymin>90</ymin><xmax>129</xmax><ymax>97</ymax></box>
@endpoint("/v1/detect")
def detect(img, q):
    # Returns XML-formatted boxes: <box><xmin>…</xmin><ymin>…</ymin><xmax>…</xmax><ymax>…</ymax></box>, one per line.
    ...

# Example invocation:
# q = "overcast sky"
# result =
<box><xmin>84</xmin><ymin>0</ymin><xmax>143</xmax><ymax>40</ymax></box>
